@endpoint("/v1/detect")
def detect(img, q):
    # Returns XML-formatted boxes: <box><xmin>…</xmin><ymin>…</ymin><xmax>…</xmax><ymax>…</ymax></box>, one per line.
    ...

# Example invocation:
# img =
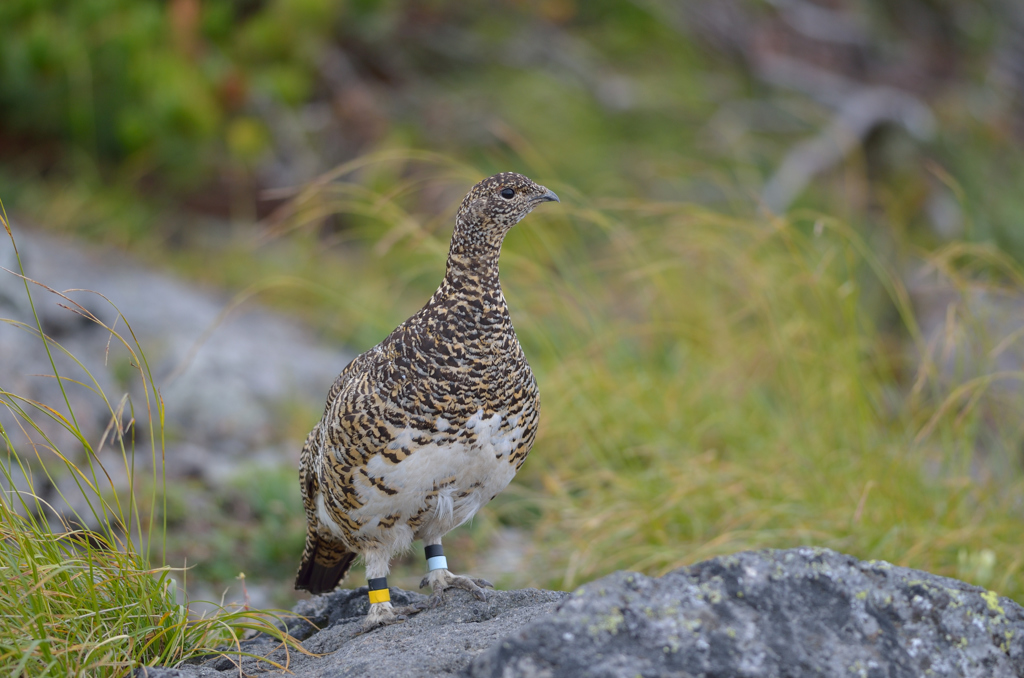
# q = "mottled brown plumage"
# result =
<box><xmin>295</xmin><ymin>172</ymin><xmax>558</xmax><ymax>628</ymax></box>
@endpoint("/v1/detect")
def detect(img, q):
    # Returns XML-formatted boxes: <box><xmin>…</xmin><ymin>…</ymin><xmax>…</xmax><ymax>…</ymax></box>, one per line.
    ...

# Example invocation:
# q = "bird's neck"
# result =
<box><xmin>439</xmin><ymin>222</ymin><xmax>504</xmax><ymax>296</ymax></box>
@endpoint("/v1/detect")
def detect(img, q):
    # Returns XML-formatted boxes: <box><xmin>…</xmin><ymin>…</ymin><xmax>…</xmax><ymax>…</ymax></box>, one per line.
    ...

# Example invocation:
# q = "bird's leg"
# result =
<box><xmin>418</xmin><ymin>541</ymin><xmax>493</xmax><ymax>607</ymax></box>
<box><xmin>361</xmin><ymin>550</ymin><xmax>426</xmax><ymax>631</ymax></box>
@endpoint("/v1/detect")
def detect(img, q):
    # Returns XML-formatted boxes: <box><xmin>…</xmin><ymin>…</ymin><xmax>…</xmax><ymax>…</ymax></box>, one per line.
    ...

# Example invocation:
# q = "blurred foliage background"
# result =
<box><xmin>3</xmin><ymin>0</ymin><xmax>1024</xmax><ymax>611</ymax></box>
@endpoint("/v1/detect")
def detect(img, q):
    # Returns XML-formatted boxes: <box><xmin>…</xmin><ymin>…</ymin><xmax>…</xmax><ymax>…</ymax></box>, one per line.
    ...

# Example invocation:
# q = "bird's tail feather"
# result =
<box><xmin>295</xmin><ymin>529</ymin><xmax>356</xmax><ymax>594</ymax></box>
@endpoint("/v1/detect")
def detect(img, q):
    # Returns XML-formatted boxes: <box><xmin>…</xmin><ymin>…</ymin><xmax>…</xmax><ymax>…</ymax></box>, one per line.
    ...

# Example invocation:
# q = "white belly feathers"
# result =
<box><xmin>349</xmin><ymin>408</ymin><xmax>523</xmax><ymax>541</ymax></box>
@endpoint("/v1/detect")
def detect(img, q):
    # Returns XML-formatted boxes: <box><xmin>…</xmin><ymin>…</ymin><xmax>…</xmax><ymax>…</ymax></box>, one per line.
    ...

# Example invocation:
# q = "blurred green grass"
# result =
<box><xmin>495</xmin><ymin>185</ymin><xmax>1023</xmax><ymax>598</ymax></box>
<box><xmin>512</xmin><ymin>207</ymin><xmax>1024</xmax><ymax>594</ymax></box>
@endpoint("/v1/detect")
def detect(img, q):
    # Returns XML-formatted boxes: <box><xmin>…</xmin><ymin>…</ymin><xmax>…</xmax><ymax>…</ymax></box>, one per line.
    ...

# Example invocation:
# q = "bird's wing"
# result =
<box><xmin>324</xmin><ymin>361</ymin><xmax>413</xmax><ymax>467</ymax></box>
<box><xmin>296</xmin><ymin>425</ymin><xmax>357</xmax><ymax>592</ymax></box>
<box><xmin>320</xmin><ymin>351</ymin><xmax>369</xmax><ymax>418</ymax></box>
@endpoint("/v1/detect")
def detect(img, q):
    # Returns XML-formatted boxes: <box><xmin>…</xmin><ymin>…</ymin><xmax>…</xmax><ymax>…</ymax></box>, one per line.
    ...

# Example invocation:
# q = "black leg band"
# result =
<box><xmin>425</xmin><ymin>544</ymin><xmax>448</xmax><ymax>572</ymax></box>
<box><xmin>367</xmin><ymin>576</ymin><xmax>390</xmax><ymax>604</ymax></box>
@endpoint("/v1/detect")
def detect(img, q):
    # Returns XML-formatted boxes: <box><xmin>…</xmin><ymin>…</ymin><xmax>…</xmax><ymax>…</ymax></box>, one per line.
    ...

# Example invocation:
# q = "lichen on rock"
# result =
<box><xmin>145</xmin><ymin>547</ymin><xmax>1024</xmax><ymax>677</ymax></box>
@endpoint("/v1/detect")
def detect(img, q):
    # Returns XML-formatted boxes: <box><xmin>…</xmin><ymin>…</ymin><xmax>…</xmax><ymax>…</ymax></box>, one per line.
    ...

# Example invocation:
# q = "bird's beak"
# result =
<box><xmin>534</xmin><ymin>189</ymin><xmax>560</xmax><ymax>204</ymax></box>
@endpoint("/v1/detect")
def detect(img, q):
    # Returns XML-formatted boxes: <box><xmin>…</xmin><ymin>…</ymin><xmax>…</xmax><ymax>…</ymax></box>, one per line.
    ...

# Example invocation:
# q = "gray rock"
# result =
<box><xmin>135</xmin><ymin>669</ymin><xmax>221</xmax><ymax>678</ymax></box>
<box><xmin>161</xmin><ymin>548</ymin><xmax>1023</xmax><ymax>677</ymax></box>
<box><xmin>470</xmin><ymin>547</ymin><xmax>1024</xmax><ymax>678</ymax></box>
<box><xmin>908</xmin><ymin>264</ymin><xmax>1024</xmax><ymax>468</ymax></box>
<box><xmin>910</xmin><ymin>265</ymin><xmax>1024</xmax><ymax>394</ymax></box>
<box><xmin>183</xmin><ymin>586</ymin><xmax>568</xmax><ymax>677</ymax></box>
<box><xmin>0</xmin><ymin>227</ymin><xmax>353</xmax><ymax>491</ymax></box>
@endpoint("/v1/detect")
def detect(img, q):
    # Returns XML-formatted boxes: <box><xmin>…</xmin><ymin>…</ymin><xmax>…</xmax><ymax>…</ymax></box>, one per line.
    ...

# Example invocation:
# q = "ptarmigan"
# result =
<box><xmin>295</xmin><ymin>172</ymin><xmax>559</xmax><ymax>629</ymax></box>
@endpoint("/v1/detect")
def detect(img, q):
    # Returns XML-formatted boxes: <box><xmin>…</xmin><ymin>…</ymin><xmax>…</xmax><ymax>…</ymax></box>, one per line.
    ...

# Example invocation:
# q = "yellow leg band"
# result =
<box><xmin>368</xmin><ymin>588</ymin><xmax>390</xmax><ymax>604</ymax></box>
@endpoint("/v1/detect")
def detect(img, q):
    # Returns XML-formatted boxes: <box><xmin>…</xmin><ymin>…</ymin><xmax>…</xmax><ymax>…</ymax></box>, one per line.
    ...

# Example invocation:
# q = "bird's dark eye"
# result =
<box><xmin>500</xmin><ymin>188</ymin><xmax>515</xmax><ymax>199</ymax></box>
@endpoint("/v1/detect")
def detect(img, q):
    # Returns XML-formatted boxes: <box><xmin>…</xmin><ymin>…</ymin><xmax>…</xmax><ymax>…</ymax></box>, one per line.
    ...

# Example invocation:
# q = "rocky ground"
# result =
<box><xmin>137</xmin><ymin>547</ymin><xmax>1024</xmax><ymax>678</ymax></box>
<box><xmin>1</xmin><ymin>226</ymin><xmax>353</xmax><ymax>477</ymax></box>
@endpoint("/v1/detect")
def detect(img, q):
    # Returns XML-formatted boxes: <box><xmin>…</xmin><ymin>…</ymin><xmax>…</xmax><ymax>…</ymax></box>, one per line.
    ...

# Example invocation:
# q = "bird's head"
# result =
<box><xmin>454</xmin><ymin>172</ymin><xmax>560</xmax><ymax>242</ymax></box>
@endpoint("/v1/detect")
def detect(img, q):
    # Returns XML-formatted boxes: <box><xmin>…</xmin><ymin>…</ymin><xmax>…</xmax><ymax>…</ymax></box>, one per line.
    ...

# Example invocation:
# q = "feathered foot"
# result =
<box><xmin>361</xmin><ymin>600</ymin><xmax>428</xmax><ymax>632</ymax></box>
<box><xmin>419</xmin><ymin>568</ymin><xmax>493</xmax><ymax>608</ymax></box>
